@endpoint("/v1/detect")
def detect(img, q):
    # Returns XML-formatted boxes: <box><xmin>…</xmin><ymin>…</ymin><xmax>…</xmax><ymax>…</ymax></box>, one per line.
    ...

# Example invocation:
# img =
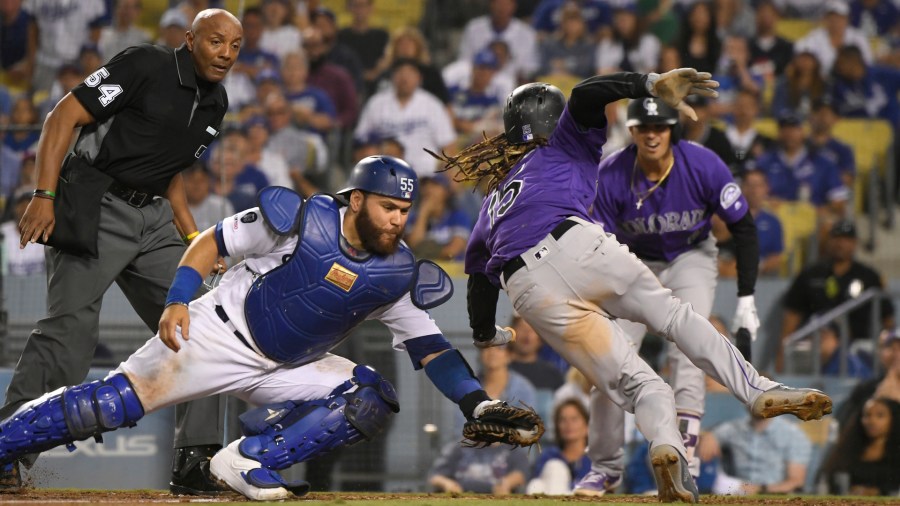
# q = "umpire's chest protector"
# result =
<box><xmin>244</xmin><ymin>191</ymin><xmax>415</xmax><ymax>364</ymax></box>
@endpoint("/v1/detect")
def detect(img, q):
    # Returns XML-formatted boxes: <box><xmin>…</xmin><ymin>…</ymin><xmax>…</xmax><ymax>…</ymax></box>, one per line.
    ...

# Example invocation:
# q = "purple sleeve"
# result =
<box><xmin>593</xmin><ymin>176</ymin><xmax>621</xmax><ymax>233</ymax></box>
<box><xmin>549</xmin><ymin>106</ymin><xmax>608</xmax><ymax>168</ymax></box>
<box><xmin>708</xmin><ymin>152</ymin><xmax>749</xmax><ymax>224</ymax></box>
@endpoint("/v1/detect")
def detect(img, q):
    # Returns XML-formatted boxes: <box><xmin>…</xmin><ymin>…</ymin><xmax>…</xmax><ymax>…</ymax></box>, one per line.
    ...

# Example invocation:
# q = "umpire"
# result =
<box><xmin>3</xmin><ymin>9</ymin><xmax>242</xmax><ymax>495</ymax></box>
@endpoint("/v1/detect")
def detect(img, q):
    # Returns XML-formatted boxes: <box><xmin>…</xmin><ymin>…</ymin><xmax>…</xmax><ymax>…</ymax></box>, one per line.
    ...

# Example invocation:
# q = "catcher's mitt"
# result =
<box><xmin>462</xmin><ymin>402</ymin><xmax>544</xmax><ymax>448</ymax></box>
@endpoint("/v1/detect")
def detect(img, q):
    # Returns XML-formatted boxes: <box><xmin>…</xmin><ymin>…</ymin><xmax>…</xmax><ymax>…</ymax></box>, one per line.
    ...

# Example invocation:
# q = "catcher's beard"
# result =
<box><xmin>357</xmin><ymin>200</ymin><xmax>402</xmax><ymax>256</ymax></box>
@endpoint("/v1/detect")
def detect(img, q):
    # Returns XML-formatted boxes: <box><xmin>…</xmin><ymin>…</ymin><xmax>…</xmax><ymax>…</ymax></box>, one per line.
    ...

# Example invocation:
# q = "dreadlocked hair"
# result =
<box><xmin>425</xmin><ymin>133</ymin><xmax>547</xmax><ymax>193</ymax></box>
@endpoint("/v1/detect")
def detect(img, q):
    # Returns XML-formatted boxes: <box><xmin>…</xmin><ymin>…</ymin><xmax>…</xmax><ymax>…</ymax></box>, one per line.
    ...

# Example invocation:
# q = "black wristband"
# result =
<box><xmin>459</xmin><ymin>389</ymin><xmax>491</xmax><ymax>421</ymax></box>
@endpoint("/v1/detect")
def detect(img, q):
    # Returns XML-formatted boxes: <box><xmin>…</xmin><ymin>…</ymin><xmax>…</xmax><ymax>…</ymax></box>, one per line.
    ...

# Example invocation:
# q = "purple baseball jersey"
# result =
<box><xmin>465</xmin><ymin>106</ymin><xmax>608</xmax><ymax>284</ymax></box>
<box><xmin>594</xmin><ymin>141</ymin><xmax>749</xmax><ymax>262</ymax></box>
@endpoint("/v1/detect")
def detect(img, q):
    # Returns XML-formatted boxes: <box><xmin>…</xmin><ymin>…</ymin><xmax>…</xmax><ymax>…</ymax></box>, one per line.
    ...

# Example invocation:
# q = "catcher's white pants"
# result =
<box><xmin>114</xmin><ymin>294</ymin><xmax>357</xmax><ymax>413</ymax></box>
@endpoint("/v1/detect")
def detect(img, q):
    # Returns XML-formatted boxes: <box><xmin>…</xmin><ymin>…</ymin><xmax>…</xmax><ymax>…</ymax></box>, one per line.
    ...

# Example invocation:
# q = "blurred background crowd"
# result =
<box><xmin>1</xmin><ymin>0</ymin><xmax>899</xmax><ymax>498</ymax></box>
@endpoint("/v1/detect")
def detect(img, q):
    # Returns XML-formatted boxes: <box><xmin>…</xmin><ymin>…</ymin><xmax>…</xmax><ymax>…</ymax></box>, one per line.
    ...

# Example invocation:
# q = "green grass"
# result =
<box><xmin>7</xmin><ymin>490</ymin><xmax>896</xmax><ymax>506</ymax></box>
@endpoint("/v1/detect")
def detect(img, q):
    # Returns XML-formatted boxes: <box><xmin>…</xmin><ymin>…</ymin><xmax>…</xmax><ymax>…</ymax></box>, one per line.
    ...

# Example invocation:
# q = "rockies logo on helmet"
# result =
<box><xmin>625</xmin><ymin>97</ymin><xmax>679</xmax><ymax>127</ymax></box>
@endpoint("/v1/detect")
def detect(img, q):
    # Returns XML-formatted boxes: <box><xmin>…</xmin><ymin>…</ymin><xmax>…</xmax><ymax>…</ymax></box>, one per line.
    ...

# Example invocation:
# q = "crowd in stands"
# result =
<box><xmin>2</xmin><ymin>0</ymin><xmax>900</xmax><ymax>497</ymax></box>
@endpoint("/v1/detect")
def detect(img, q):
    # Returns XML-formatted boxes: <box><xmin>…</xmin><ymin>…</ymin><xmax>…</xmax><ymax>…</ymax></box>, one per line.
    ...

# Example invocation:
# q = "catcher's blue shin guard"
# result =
<box><xmin>0</xmin><ymin>374</ymin><xmax>144</xmax><ymax>465</ymax></box>
<box><xmin>235</xmin><ymin>365</ymin><xmax>399</xmax><ymax>491</ymax></box>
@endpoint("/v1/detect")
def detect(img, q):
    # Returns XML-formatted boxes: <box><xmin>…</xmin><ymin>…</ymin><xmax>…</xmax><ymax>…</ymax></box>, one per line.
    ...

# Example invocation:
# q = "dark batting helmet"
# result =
<box><xmin>337</xmin><ymin>156</ymin><xmax>419</xmax><ymax>201</ymax></box>
<box><xmin>503</xmin><ymin>82</ymin><xmax>566</xmax><ymax>144</ymax></box>
<box><xmin>625</xmin><ymin>97</ymin><xmax>679</xmax><ymax>127</ymax></box>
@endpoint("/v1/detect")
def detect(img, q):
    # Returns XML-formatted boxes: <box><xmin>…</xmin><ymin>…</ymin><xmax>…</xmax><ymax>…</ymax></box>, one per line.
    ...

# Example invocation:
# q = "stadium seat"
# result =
<box><xmin>775</xmin><ymin>18</ymin><xmax>816</xmax><ymax>42</ymax></box>
<box><xmin>770</xmin><ymin>201</ymin><xmax>817</xmax><ymax>276</ymax></box>
<box><xmin>832</xmin><ymin>119</ymin><xmax>894</xmax><ymax>214</ymax></box>
<box><xmin>321</xmin><ymin>0</ymin><xmax>425</xmax><ymax>32</ymax></box>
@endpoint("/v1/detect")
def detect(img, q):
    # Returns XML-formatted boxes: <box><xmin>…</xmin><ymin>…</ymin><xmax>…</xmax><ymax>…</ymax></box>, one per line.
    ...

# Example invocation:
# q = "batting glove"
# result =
<box><xmin>474</xmin><ymin>325</ymin><xmax>517</xmax><ymax>349</ymax></box>
<box><xmin>647</xmin><ymin>68</ymin><xmax>719</xmax><ymax>121</ymax></box>
<box><xmin>731</xmin><ymin>295</ymin><xmax>760</xmax><ymax>342</ymax></box>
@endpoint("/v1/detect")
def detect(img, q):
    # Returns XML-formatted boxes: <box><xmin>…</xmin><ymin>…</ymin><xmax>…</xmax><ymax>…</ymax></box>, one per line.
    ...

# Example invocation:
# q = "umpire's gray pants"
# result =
<box><xmin>0</xmin><ymin>194</ymin><xmax>224</xmax><ymax>450</ymax></box>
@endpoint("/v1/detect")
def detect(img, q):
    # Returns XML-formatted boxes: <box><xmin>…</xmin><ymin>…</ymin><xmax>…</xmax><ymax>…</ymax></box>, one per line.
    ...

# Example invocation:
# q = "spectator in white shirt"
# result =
<box><xmin>157</xmin><ymin>8</ymin><xmax>190</xmax><ymax>49</ymax></box>
<box><xmin>260</xmin><ymin>0</ymin><xmax>302</xmax><ymax>61</ymax></box>
<box><xmin>595</xmin><ymin>5</ymin><xmax>661</xmax><ymax>74</ymax></box>
<box><xmin>354</xmin><ymin>59</ymin><xmax>456</xmax><ymax>177</ymax></box>
<box><xmin>794</xmin><ymin>0</ymin><xmax>874</xmax><ymax>76</ymax></box>
<box><xmin>23</xmin><ymin>0</ymin><xmax>106</xmax><ymax>91</ymax></box>
<box><xmin>458</xmin><ymin>0</ymin><xmax>539</xmax><ymax>80</ymax></box>
<box><xmin>1</xmin><ymin>193</ymin><xmax>45</xmax><ymax>276</ymax></box>
<box><xmin>98</xmin><ymin>0</ymin><xmax>150</xmax><ymax>61</ymax></box>
<box><xmin>183</xmin><ymin>161</ymin><xmax>235</xmax><ymax>232</ymax></box>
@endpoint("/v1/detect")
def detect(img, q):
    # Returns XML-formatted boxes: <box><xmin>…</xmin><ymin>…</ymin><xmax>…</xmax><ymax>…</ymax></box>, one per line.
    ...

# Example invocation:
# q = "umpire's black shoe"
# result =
<box><xmin>0</xmin><ymin>461</ymin><xmax>21</xmax><ymax>491</ymax></box>
<box><xmin>169</xmin><ymin>445</ymin><xmax>230</xmax><ymax>496</ymax></box>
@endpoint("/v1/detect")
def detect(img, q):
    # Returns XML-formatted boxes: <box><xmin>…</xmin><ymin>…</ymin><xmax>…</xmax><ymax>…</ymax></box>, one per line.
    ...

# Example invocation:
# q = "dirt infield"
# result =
<box><xmin>0</xmin><ymin>490</ymin><xmax>896</xmax><ymax>506</ymax></box>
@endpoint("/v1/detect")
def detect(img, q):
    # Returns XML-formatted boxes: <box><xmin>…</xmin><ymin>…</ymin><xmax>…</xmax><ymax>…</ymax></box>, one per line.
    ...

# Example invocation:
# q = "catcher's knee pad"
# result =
<box><xmin>238</xmin><ymin>364</ymin><xmax>399</xmax><ymax>471</ymax></box>
<box><xmin>0</xmin><ymin>374</ymin><xmax>144</xmax><ymax>465</ymax></box>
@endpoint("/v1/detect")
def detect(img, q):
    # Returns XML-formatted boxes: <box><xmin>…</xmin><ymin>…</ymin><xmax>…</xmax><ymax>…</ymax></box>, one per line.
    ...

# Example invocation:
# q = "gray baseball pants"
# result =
<box><xmin>501</xmin><ymin>218</ymin><xmax>778</xmax><ymax>466</ymax></box>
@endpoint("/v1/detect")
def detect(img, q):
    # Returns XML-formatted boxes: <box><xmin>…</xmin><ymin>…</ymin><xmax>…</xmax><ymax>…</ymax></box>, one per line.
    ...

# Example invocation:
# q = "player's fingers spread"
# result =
<box><xmin>676</xmin><ymin>102</ymin><xmax>698</xmax><ymax>122</ymax></box>
<box><xmin>675</xmin><ymin>68</ymin><xmax>697</xmax><ymax>78</ymax></box>
<box><xmin>692</xmin><ymin>72</ymin><xmax>713</xmax><ymax>81</ymax></box>
<box><xmin>691</xmin><ymin>86</ymin><xmax>719</xmax><ymax>98</ymax></box>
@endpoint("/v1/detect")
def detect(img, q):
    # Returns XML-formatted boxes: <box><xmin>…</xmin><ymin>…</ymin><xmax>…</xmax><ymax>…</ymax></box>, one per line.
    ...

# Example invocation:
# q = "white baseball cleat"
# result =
<box><xmin>209</xmin><ymin>438</ymin><xmax>291</xmax><ymax>501</ymax></box>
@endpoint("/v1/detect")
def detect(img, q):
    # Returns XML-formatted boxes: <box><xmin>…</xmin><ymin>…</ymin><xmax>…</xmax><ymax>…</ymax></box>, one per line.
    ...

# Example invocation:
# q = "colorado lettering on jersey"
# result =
<box><xmin>620</xmin><ymin>209</ymin><xmax>706</xmax><ymax>235</ymax></box>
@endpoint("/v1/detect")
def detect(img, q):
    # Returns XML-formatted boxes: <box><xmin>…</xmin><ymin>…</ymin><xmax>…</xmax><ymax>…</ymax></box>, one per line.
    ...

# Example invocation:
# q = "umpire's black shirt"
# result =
<box><xmin>71</xmin><ymin>43</ymin><xmax>228</xmax><ymax>196</ymax></box>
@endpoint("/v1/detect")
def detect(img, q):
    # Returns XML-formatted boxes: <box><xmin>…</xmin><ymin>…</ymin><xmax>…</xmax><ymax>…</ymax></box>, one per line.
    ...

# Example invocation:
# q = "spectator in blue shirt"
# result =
<box><xmin>850</xmin><ymin>0</ymin><xmax>900</xmax><ymax>37</ymax></box>
<box><xmin>830</xmin><ymin>45</ymin><xmax>900</xmax><ymax>131</ymax></box>
<box><xmin>281</xmin><ymin>51</ymin><xmax>337</xmax><ymax>138</ymax></box>
<box><xmin>720</xmin><ymin>169</ymin><xmax>784</xmax><ymax>277</ymax></box>
<box><xmin>532</xmin><ymin>0</ymin><xmax>611</xmax><ymax>38</ymax></box>
<box><xmin>404</xmin><ymin>174</ymin><xmax>473</xmax><ymax>261</ymax></box>
<box><xmin>526</xmin><ymin>399</ymin><xmax>591</xmax><ymax>495</ymax></box>
<box><xmin>208</xmin><ymin>129</ymin><xmax>270</xmax><ymax>212</ymax></box>
<box><xmin>819</xmin><ymin>323</ymin><xmax>874</xmax><ymax>379</ymax></box>
<box><xmin>233</xmin><ymin>7</ymin><xmax>280</xmax><ymax>82</ymax></box>
<box><xmin>448</xmin><ymin>49</ymin><xmax>505</xmax><ymax>139</ymax></box>
<box><xmin>809</xmin><ymin>99</ymin><xmax>857</xmax><ymax>189</ymax></box>
<box><xmin>754</xmin><ymin>114</ymin><xmax>849</xmax><ymax>217</ymax></box>
<box><xmin>0</xmin><ymin>0</ymin><xmax>34</xmax><ymax>90</ymax></box>
<box><xmin>697</xmin><ymin>413</ymin><xmax>812</xmax><ymax>495</ymax></box>
<box><xmin>2</xmin><ymin>96</ymin><xmax>39</xmax><ymax>155</ymax></box>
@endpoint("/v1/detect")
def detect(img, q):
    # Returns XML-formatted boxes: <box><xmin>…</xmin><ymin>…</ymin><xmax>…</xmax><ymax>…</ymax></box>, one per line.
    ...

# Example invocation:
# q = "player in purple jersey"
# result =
<box><xmin>582</xmin><ymin>98</ymin><xmax>762</xmax><ymax>492</ymax></box>
<box><xmin>432</xmin><ymin>69</ymin><xmax>833</xmax><ymax>503</ymax></box>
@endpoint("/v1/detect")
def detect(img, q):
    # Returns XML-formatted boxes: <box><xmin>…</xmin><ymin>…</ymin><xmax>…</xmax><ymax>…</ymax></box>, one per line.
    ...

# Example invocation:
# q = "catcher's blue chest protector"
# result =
<box><xmin>244</xmin><ymin>192</ymin><xmax>416</xmax><ymax>364</ymax></box>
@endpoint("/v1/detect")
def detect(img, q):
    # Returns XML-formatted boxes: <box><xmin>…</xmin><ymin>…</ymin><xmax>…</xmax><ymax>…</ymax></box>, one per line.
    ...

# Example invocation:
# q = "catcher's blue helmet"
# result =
<box><xmin>337</xmin><ymin>156</ymin><xmax>419</xmax><ymax>201</ymax></box>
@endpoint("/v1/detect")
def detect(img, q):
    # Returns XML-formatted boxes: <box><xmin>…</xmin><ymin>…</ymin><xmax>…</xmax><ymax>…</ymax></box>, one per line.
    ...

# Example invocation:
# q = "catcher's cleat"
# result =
<box><xmin>210</xmin><ymin>438</ymin><xmax>304</xmax><ymax>501</ymax></box>
<box><xmin>169</xmin><ymin>445</ymin><xmax>230</xmax><ymax>496</ymax></box>
<box><xmin>573</xmin><ymin>471</ymin><xmax>621</xmax><ymax>497</ymax></box>
<box><xmin>650</xmin><ymin>444</ymin><xmax>699</xmax><ymax>504</ymax></box>
<box><xmin>750</xmin><ymin>386</ymin><xmax>833</xmax><ymax>421</ymax></box>
<box><xmin>0</xmin><ymin>461</ymin><xmax>21</xmax><ymax>491</ymax></box>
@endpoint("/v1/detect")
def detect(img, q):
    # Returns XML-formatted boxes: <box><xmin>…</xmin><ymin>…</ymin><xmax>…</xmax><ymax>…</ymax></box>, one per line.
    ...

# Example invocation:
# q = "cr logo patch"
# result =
<box><xmin>241</xmin><ymin>212</ymin><xmax>258</xmax><ymax>223</ymax></box>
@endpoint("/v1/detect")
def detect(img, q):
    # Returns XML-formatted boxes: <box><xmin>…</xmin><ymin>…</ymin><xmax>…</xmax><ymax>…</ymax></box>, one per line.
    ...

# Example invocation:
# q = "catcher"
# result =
<box><xmin>0</xmin><ymin>156</ymin><xmax>543</xmax><ymax>501</ymax></box>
